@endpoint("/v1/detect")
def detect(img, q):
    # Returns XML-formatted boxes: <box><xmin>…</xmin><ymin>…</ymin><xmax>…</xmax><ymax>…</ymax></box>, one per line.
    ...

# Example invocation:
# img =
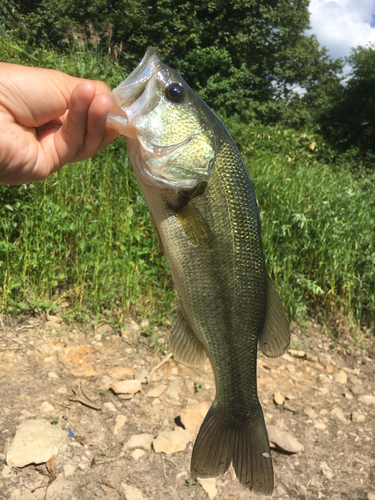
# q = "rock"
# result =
<box><xmin>367</xmin><ymin>493</ymin><xmax>375</xmax><ymax>500</ymax></box>
<box><xmin>134</xmin><ymin>368</ymin><xmax>149</xmax><ymax>384</ymax></box>
<box><xmin>103</xmin><ymin>402</ymin><xmax>118</xmax><ymax>413</ymax></box>
<box><xmin>109</xmin><ymin>367</ymin><xmax>134</xmax><ymax>380</ymax></box>
<box><xmin>114</xmin><ymin>414</ymin><xmax>128</xmax><ymax>435</ymax></box>
<box><xmin>47</xmin><ymin>315</ymin><xmax>62</xmax><ymax>323</ymax></box>
<box><xmin>166</xmin><ymin>379</ymin><xmax>180</xmax><ymax>399</ymax></box>
<box><xmin>314</xmin><ymin>423</ymin><xmax>327</xmax><ymax>430</ymax></box>
<box><xmin>320</xmin><ymin>461</ymin><xmax>333</xmax><ymax>479</ymax></box>
<box><xmin>286</xmin><ymin>363</ymin><xmax>295</xmax><ymax>373</ymax></box>
<box><xmin>153</xmin><ymin>428</ymin><xmax>192</xmax><ymax>454</ymax></box>
<box><xmin>304</xmin><ymin>407</ymin><xmax>318</xmax><ymax>419</ymax></box>
<box><xmin>7</xmin><ymin>419</ymin><xmax>67</xmax><ymax>467</ymax></box>
<box><xmin>305</xmin><ymin>353</ymin><xmax>319</xmax><ymax>363</ymax></box>
<box><xmin>94</xmin><ymin>333</ymin><xmax>102</xmax><ymax>342</ymax></box>
<box><xmin>124</xmin><ymin>434</ymin><xmax>154</xmax><ymax>452</ymax></box>
<box><xmin>344</xmin><ymin>392</ymin><xmax>353</xmax><ymax>400</ymax></box>
<box><xmin>349</xmin><ymin>375</ymin><xmax>362</xmax><ymax>386</ymax></box>
<box><xmin>331</xmin><ymin>407</ymin><xmax>346</xmax><ymax>423</ymax></box>
<box><xmin>111</xmin><ymin>380</ymin><xmax>142</xmax><ymax>395</ymax></box>
<box><xmin>63</xmin><ymin>464</ymin><xmax>76</xmax><ymax>478</ymax></box>
<box><xmin>131</xmin><ymin>449</ymin><xmax>146</xmax><ymax>460</ymax></box>
<box><xmin>267</xmin><ymin>425</ymin><xmax>304</xmax><ymax>453</ymax></box>
<box><xmin>351</xmin><ymin>412</ymin><xmax>365</xmax><ymax>422</ymax></box>
<box><xmin>197</xmin><ymin>477</ymin><xmax>217</xmax><ymax>500</ymax></box>
<box><xmin>273</xmin><ymin>393</ymin><xmax>285</xmax><ymax>405</ymax></box>
<box><xmin>122</xmin><ymin>483</ymin><xmax>145</xmax><ymax>500</ymax></box>
<box><xmin>351</xmin><ymin>385</ymin><xmax>366</xmax><ymax>395</ymax></box>
<box><xmin>180</xmin><ymin>402</ymin><xmax>210</xmax><ymax>435</ymax></box>
<box><xmin>48</xmin><ymin>372</ymin><xmax>59</xmax><ymax>380</ymax></box>
<box><xmin>289</xmin><ymin>349</ymin><xmax>306</xmax><ymax>358</ymax></box>
<box><xmin>358</xmin><ymin>394</ymin><xmax>375</xmax><ymax>405</ymax></box>
<box><xmin>2</xmin><ymin>465</ymin><xmax>13</xmax><ymax>478</ymax></box>
<box><xmin>333</xmin><ymin>370</ymin><xmax>347</xmax><ymax>384</ymax></box>
<box><xmin>147</xmin><ymin>384</ymin><xmax>167</xmax><ymax>398</ymax></box>
<box><xmin>40</xmin><ymin>402</ymin><xmax>55</xmax><ymax>413</ymax></box>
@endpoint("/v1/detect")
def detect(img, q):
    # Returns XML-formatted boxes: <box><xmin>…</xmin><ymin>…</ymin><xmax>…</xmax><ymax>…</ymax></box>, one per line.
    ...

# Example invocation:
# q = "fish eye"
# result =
<box><xmin>165</xmin><ymin>83</ymin><xmax>184</xmax><ymax>103</ymax></box>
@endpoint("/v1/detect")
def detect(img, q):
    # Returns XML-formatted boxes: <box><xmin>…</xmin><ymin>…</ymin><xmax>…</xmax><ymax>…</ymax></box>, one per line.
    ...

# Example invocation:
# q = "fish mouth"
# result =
<box><xmin>107</xmin><ymin>48</ymin><xmax>161</xmax><ymax>136</ymax></box>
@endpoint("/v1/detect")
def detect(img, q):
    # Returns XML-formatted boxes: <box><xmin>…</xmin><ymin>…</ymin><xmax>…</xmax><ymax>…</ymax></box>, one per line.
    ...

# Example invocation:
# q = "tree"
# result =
<box><xmin>318</xmin><ymin>43</ymin><xmax>375</xmax><ymax>160</ymax></box>
<box><xmin>3</xmin><ymin>0</ymin><xmax>342</xmax><ymax>124</ymax></box>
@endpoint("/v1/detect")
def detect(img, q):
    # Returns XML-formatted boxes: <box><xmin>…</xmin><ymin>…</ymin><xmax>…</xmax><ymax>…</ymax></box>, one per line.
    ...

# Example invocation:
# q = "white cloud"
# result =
<box><xmin>307</xmin><ymin>0</ymin><xmax>375</xmax><ymax>70</ymax></box>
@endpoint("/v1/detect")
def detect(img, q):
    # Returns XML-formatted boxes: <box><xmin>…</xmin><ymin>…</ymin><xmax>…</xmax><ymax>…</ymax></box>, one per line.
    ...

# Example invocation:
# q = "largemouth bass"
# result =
<box><xmin>107</xmin><ymin>48</ymin><xmax>290</xmax><ymax>495</ymax></box>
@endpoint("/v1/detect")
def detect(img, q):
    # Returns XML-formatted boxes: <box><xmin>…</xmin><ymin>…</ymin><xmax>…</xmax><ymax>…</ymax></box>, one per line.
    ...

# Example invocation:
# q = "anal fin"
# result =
<box><xmin>169</xmin><ymin>303</ymin><xmax>207</xmax><ymax>368</ymax></box>
<box><xmin>258</xmin><ymin>273</ymin><xmax>290</xmax><ymax>358</ymax></box>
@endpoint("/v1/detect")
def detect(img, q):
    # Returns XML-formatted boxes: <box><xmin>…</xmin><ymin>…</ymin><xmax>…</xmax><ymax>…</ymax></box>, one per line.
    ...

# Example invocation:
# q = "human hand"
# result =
<box><xmin>0</xmin><ymin>63</ymin><xmax>119</xmax><ymax>185</ymax></box>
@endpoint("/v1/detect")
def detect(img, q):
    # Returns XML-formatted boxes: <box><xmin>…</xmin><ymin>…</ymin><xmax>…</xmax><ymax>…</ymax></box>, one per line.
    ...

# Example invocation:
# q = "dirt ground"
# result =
<box><xmin>0</xmin><ymin>313</ymin><xmax>374</xmax><ymax>500</ymax></box>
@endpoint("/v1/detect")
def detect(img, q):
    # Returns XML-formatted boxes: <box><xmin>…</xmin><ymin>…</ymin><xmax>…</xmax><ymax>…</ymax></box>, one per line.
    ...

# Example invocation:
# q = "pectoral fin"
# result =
<box><xmin>258</xmin><ymin>274</ymin><xmax>290</xmax><ymax>358</ymax></box>
<box><xmin>174</xmin><ymin>202</ymin><xmax>214</xmax><ymax>250</ymax></box>
<box><xmin>169</xmin><ymin>303</ymin><xmax>207</xmax><ymax>368</ymax></box>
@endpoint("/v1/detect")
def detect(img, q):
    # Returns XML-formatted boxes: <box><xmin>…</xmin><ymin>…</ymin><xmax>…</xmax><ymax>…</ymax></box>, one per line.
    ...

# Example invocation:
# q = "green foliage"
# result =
<box><xmin>0</xmin><ymin>141</ymin><xmax>175</xmax><ymax>322</ymax></box>
<box><xmin>228</xmin><ymin>120</ymin><xmax>375</xmax><ymax>330</ymax></box>
<box><xmin>2</xmin><ymin>0</ymin><xmax>342</xmax><ymax>124</ymax></box>
<box><xmin>317</xmin><ymin>43</ymin><xmax>375</xmax><ymax>163</ymax></box>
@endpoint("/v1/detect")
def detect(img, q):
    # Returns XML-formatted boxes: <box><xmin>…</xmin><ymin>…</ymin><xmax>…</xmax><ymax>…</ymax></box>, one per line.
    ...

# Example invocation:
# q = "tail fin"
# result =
<box><xmin>191</xmin><ymin>401</ymin><xmax>273</xmax><ymax>495</ymax></box>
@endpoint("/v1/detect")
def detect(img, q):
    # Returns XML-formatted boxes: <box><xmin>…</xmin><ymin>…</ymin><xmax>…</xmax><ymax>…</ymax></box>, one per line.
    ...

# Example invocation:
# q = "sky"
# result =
<box><xmin>306</xmin><ymin>0</ymin><xmax>375</xmax><ymax>73</ymax></box>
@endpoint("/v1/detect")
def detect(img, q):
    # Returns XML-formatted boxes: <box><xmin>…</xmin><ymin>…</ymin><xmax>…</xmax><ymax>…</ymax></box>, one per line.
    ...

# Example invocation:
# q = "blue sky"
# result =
<box><xmin>307</xmin><ymin>0</ymin><xmax>375</xmax><ymax>73</ymax></box>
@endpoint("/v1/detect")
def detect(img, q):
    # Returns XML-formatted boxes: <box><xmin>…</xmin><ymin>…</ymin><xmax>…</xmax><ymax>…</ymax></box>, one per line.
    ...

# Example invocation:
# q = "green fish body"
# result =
<box><xmin>107</xmin><ymin>49</ymin><xmax>290</xmax><ymax>495</ymax></box>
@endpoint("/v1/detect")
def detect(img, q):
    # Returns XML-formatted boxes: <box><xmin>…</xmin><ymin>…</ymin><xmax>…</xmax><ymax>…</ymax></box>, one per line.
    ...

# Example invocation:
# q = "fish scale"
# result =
<box><xmin>107</xmin><ymin>47</ymin><xmax>290</xmax><ymax>495</ymax></box>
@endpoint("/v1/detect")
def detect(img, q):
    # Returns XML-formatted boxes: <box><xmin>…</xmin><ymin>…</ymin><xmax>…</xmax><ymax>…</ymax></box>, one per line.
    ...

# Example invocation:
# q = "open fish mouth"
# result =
<box><xmin>107</xmin><ymin>48</ymin><xmax>161</xmax><ymax>135</ymax></box>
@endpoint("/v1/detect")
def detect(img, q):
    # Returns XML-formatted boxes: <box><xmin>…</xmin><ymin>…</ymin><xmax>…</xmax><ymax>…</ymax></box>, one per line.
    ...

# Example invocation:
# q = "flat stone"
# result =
<box><xmin>273</xmin><ymin>393</ymin><xmax>285</xmax><ymax>406</ymax></box>
<box><xmin>153</xmin><ymin>428</ymin><xmax>192</xmax><ymax>454</ymax></box>
<box><xmin>47</xmin><ymin>372</ymin><xmax>59</xmax><ymax>380</ymax></box>
<box><xmin>351</xmin><ymin>385</ymin><xmax>366</xmax><ymax>395</ymax></box>
<box><xmin>267</xmin><ymin>425</ymin><xmax>304</xmax><ymax>453</ymax></box>
<box><xmin>103</xmin><ymin>402</ymin><xmax>118</xmax><ymax>413</ymax></box>
<box><xmin>352</xmin><ymin>412</ymin><xmax>365</xmax><ymax>422</ymax></box>
<box><xmin>131</xmin><ymin>449</ymin><xmax>146</xmax><ymax>460</ymax></box>
<box><xmin>111</xmin><ymin>380</ymin><xmax>142</xmax><ymax>395</ymax></box>
<box><xmin>197</xmin><ymin>477</ymin><xmax>217</xmax><ymax>500</ymax></box>
<box><xmin>304</xmin><ymin>407</ymin><xmax>318</xmax><ymax>419</ymax></box>
<box><xmin>180</xmin><ymin>402</ymin><xmax>210</xmax><ymax>435</ymax></box>
<box><xmin>124</xmin><ymin>434</ymin><xmax>154</xmax><ymax>452</ymax></box>
<box><xmin>305</xmin><ymin>353</ymin><xmax>319</xmax><ymax>363</ymax></box>
<box><xmin>147</xmin><ymin>384</ymin><xmax>167</xmax><ymax>398</ymax></box>
<box><xmin>166</xmin><ymin>379</ymin><xmax>180</xmax><ymax>399</ymax></box>
<box><xmin>333</xmin><ymin>370</ymin><xmax>347</xmax><ymax>384</ymax></box>
<box><xmin>320</xmin><ymin>461</ymin><xmax>333</xmax><ymax>479</ymax></box>
<box><xmin>63</xmin><ymin>464</ymin><xmax>76</xmax><ymax>478</ymax></box>
<box><xmin>109</xmin><ymin>367</ymin><xmax>134</xmax><ymax>380</ymax></box>
<box><xmin>134</xmin><ymin>368</ymin><xmax>149</xmax><ymax>384</ymax></box>
<box><xmin>314</xmin><ymin>423</ymin><xmax>327</xmax><ymax>430</ymax></box>
<box><xmin>331</xmin><ymin>407</ymin><xmax>347</xmax><ymax>423</ymax></box>
<box><xmin>7</xmin><ymin>419</ymin><xmax>67</xmax><ymax>467</ymax></box>
<box><xmin>289</xmin><ymin>349</ymin><xmax>306</xmax><ymax>358</ymax></box>
<box><xmin>122</xmin><ymin>483</ymin><xmax>145</xmax><ymax>500</ymax></box>
<box><xmin>114</xmin><ymin>414</ymin><xmax>128</xmax><ymax>435</ymax></box>
<box><xmin>40</xmin><ymin>402</ymin><xmax>55</xmax><ymax>413</ymax></box>
<box><xmin>358</xmin><ymin>394</ymin><xmax>375</xmax><ymax>405</ymax></box>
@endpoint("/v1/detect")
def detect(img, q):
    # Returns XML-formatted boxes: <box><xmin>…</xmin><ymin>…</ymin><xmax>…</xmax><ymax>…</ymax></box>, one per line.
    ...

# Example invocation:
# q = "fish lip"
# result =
<box><xmin>107</xmin><ymin>48</ymin><xmax>161</xmax><ymax>134</ymax></box>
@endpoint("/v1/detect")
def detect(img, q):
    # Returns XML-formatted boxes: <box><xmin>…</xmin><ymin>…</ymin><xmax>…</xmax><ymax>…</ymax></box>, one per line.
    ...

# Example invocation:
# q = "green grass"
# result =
<box><xmin>227</xmin><ymin>120</ymin><xmax>375</xmax><ymax>331</ymax></box>
<box><xmin>0</xmin><ymin>35</ymin><xmax>374</xmax><ymax>334</ymax></box>
<box><xmin>0</xmin><ymin>142</ymin><xmax>175</xmax><ymax>323</ymax></box>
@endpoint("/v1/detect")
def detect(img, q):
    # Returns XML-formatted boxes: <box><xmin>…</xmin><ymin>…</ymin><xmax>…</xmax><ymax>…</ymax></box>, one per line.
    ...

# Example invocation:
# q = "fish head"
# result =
<box><xmin>107</xmin><ymin>48</ymin><xmax>223</xmax><ymax>189</ymax></box>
